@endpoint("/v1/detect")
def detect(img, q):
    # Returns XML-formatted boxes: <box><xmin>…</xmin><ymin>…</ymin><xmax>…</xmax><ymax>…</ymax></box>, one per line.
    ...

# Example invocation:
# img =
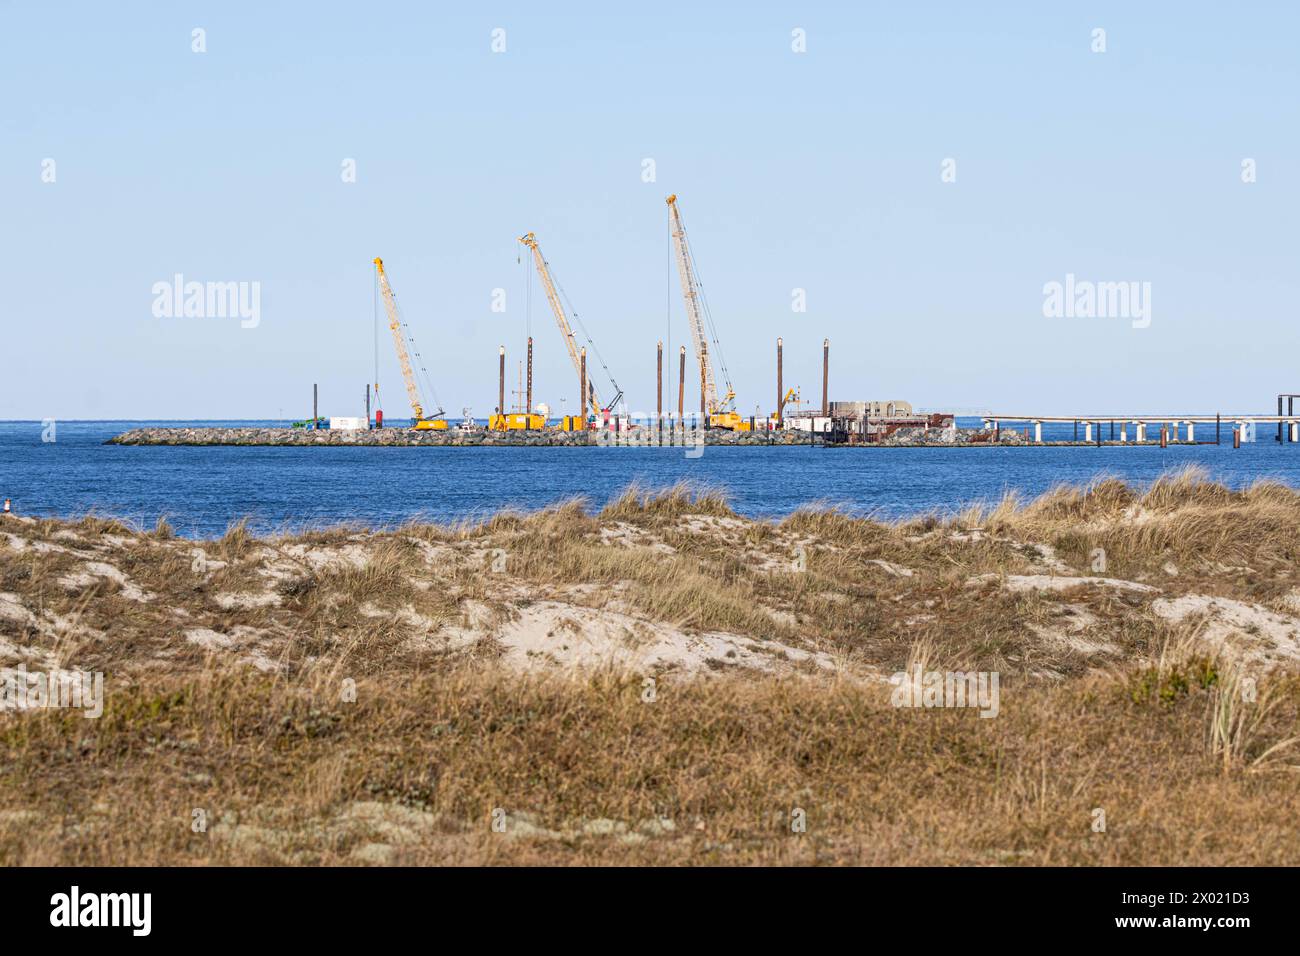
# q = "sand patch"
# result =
<box><xmin>58</xmin><ymin>561</ymin><xmax>153</xmax><ymax>602</ymax></box>
<box><xmin>599</xmin><ymin>522</ymin><xmax>675</xmax><ymax>554</ymax></box>
<box><xmin>1151</xmin><ymin>595</ymin><xmax>1300</xmax><ymax>664</ymax></box>
<box><xmin>184</xmin><ymin>626</ymin><xmax>282</xmax><ymax>672</ymax></box>
<box><xmin>1025</xmin><ymin>605</ymin><xmax>1118</xmax><ymax>655</ymax></box>
<box><xmin>968</xmin><ymin>573</ymin><xmax>1156</xmax><ymax>595</ymax></box>
<box><xmin>868</xmin><ymin>559</ymin><xmax>914</xmax><ymax>578</ymax></box>
<box><xmin>0</xmin><ymin>593</ymin><xmax>36</xmax><ymax>628</ymax></box>
<box><xmin>280</xmin><ymin>543</ymin><xmax>370</xmax><ymax>572</ymax></box>
<box><xmin>486</xmin><ymin>600</ymin><xmax>834</xmax><ymax>675</ymax></box>
<box><xmin>213</xmin><ymin>591</ymin><xmax>283</xmax><ymax>611</ymax></box>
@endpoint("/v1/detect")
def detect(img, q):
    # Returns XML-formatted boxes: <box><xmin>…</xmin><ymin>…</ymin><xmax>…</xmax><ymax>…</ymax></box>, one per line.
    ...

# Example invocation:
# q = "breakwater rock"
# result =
<box><xmin>106</xmin><ymin>426</ymin><xmax>812</xmax><ymax>447</ymax></box>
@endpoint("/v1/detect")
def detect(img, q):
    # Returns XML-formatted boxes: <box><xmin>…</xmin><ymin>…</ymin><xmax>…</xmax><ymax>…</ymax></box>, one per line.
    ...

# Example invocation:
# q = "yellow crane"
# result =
<box><xmin>774</xmin><ymin>386</ymin><xmax>801</xmax><ymax>418</ymax></box>
<box><xmin>373</xmin><ymin>257</ymin><xmax>447</xmax><ymax>430</ymax></box>
<box><xmin>666</xmin><ymin>195</ymin><xmax>742</xmax><ymax>430</ymax></box>
<box><xmin>517</xmin><ymin>232</ymin><xmax>623</xmax><ymax>426</ymax></box>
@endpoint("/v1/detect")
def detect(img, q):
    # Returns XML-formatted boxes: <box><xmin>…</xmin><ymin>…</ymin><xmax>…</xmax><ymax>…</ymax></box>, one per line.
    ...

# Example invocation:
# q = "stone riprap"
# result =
<box><xmin>105</xmin><ymin>426</ymin><xmax>811</xmax><ymax>447</ymax></box>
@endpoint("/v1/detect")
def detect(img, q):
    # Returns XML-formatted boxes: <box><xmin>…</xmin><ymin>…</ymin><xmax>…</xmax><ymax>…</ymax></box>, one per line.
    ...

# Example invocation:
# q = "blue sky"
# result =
<box><xmin>2</xmin><ymin>1</ymin><xmax>1297</xmax><ymax>419</ymax></box>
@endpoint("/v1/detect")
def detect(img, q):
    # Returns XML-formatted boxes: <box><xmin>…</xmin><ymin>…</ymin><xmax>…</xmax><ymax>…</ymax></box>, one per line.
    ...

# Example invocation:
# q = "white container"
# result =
<box><xmin>329</xmin><ymin>416</ymin><xmax>367</xmax><ymax>431</ymax></box>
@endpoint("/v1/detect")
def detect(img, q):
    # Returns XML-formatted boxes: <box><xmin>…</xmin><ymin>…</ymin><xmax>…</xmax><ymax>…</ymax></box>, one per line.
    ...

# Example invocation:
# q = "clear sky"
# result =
<box><xmin>2</xmin><ymin>1</ymin><xmax>1297</xmax><ymax>420</ymax></box>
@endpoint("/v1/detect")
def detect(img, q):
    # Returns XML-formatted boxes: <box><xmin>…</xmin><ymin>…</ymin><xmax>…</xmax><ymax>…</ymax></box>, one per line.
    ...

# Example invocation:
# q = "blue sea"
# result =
<box><xmin>2</xmin><ymin>420</ymin><xmax>1298</xmax><ymax>539</ymax></box>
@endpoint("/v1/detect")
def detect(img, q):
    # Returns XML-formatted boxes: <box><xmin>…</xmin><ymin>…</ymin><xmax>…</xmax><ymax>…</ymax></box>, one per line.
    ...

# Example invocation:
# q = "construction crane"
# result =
<box><xmin>517</xmin><ymin>232</ymin><xmax>623</xmax><ymax>421</ymax></box>
<box><xmin>774</xmin><ymin>386</ymin><xmax>802</xmax><ymax>418</ymax></box>
<box><xmin>666</xmin><ymin>195</ymin><xmax>742</xmax><ymax>429</ymax></box>
<box><xmin>373</xmin><ymin>257</ymin><xmax>447</xmax><ymax>430</ymax></box>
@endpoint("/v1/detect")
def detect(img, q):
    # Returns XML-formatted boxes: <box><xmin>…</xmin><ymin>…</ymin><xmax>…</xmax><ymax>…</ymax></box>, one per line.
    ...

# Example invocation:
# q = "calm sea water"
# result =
<box><xmin>2</xmin><ymin>420</ymin><xmax>1298</xmax><ymax>539</ymax></box>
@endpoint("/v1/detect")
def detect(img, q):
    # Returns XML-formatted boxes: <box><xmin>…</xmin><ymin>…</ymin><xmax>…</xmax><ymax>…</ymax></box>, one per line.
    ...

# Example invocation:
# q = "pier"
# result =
<box><xmin>982</xmin><ymin>414</ymin><xmax>1300</xmax><ymax>445</ymax></box>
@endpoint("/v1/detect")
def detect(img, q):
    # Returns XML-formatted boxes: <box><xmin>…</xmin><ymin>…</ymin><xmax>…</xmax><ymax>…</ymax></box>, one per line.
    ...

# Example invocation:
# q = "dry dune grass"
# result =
<box><xmin>1</xmin><ymin>471</ymin><xmax>1298</xmax><ymax>865</ymax></box>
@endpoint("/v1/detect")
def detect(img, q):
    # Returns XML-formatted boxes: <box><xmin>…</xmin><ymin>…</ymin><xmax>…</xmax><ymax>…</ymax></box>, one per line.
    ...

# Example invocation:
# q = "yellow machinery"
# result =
<box><xmin>489</xmin><ymin>411</ymin><xmax>546</xmax><ymax>430</ymax></box>
<box><xmin>774</xmin><ymin>387</ymin><xmax>801</xmax><ymax>419</ymax></box>
<box><xmin>373</xmin><ymin>257</ymin><xmax>447</xmax><ymax>430</ymax></box>
<box><xmin>666</xmin><ymin>195</ymin><xmax>742</xmax><ymax>430</ymax></box>
<box><xmin>517</xmin><ymin>232</ymin><xmax>623</xmax><ymax>425</ymax></box>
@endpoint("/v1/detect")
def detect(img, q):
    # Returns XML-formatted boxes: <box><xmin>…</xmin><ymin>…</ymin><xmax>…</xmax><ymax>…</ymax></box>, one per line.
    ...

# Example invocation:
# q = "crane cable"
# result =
<box><xmin>389</xmin><ymin>281</ymin><xmax>445</xmax><ymax>418</ymax></box>
<box><xmin>545</xmin><ymin>255</ymin><xmax>623</xmax><ymax>408</ymax></box>
<box><xmin>676</xmin><ymin>206</ymin><xmax>735</xmax><ymax>406</ymax></box>
<box><xmin>373</xmin><ymin>271</ymin><xmax>381</xmax><ymax>413</ymax></box>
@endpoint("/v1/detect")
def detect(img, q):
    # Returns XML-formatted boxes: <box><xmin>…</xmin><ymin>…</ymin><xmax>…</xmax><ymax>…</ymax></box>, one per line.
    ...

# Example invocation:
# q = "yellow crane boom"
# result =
<box><xmin>666</xmin><ymin>195</ymin><xmax>738</xmax><ymax>425</ymax></box>
<box><xmin>373</xmin><ymin>257</ymin><xmax>445</xmax><ymax>429</ymax></box>
<box><xmin>517</xmin><ymin>232</ymin><xmax>608</xmax><ymax>415</ymax></box>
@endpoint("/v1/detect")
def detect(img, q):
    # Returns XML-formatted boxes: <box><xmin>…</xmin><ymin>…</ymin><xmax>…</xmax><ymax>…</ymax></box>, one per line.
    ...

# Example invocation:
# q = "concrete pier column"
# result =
<box><xmin>1033</xmin><ymin>421</ymin><xmax>1042</xmax><ymax>444</ymax></box>
<box><xmin>1185</xmin><ymin>421</ymin><xmax>1195</xmax><ymax>442</ymax></box>
<box><xmin>1119</xmin><ymin>423</ymin><xmax>1127</xmax><ymax>443</ymax></box>
<box><xmin>1135</xmin><ymin>422</ymin><xmax>1146</xmax><ymax>443</ymax></box>
<box><xmin>1083</xmin><ymin>422</ymin><xmax>1093</xmax><ymax>443</ymax></box>
<box><xmin>1291</xmin><ymin>421</ymin><xmax>1299</xmax><ymax>443</ymax></box>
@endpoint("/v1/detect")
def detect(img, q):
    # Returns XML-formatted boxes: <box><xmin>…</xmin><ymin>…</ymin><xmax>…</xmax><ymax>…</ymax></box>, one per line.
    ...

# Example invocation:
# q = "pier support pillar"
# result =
<box><xmin>1083</xmin><ymin>422</ymin><xmax>1093</xmax><ymax>443</ymax></box>
<box><xmin>1135</xmin><ymin>422</ymin><xmax>1147</xmax><ymax>443</ymax></box>
<box><xmin>1033</xmin><ymin>421</ymin><xmax>1042</xmax><ymax>444</ymax></box>
<box><xmin>1119</xmin><ymin>423</ymin><xmax>1127</xmax><ymax>443</ymax></box>
<box><xmin>1291</xmin><ymin>421</ymin><xmax>1299</xmax><ymax>443</ymax></box>
<box><xmin>1185</xmin><ymin>421</ymin><xmax>1195</xmax><ymax>442</ymax></box>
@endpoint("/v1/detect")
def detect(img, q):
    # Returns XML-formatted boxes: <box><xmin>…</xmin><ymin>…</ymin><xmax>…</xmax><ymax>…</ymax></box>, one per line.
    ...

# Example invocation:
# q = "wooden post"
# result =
<box><xmin>498</xmin><ymin>346</ymin><xmax>506</xmax><ymax>426</ymax></box>
<box><xmin>822</xmin><ymin>338</ymin><xmax>829</xmax><ymax>418</ymax></box>
<box><xmin>656</xmin><ymin>340</ymin><xmax>663</xmax><ymax>432</ymax></box>
<box><xmin>776</xmin><ymin>337</ymin><xmax>784</xmax><ymax>426</ymax></box>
